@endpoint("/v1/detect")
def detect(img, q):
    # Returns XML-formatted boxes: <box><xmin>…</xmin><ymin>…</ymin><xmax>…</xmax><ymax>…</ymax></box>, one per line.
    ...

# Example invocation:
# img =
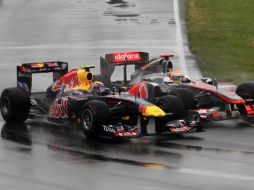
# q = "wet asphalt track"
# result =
<box><xmin>0</xmin><ymin>0</ymin><xmax>254</xmax><ymax>189</ymax></box>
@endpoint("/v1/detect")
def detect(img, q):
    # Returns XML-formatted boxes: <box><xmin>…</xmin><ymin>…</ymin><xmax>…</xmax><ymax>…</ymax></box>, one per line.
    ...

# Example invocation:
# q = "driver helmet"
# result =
<box><xmin>92</xmin><ymin>81</ymin><xmax>111</xmax><ymax>95</ymax></box>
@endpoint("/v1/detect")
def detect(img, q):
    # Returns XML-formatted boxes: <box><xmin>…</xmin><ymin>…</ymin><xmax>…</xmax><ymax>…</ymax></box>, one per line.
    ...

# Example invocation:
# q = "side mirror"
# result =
<box><xmin>201</xmin><ymin>77</ymin><xmax>217</xmax><ymax>87</ymax></box>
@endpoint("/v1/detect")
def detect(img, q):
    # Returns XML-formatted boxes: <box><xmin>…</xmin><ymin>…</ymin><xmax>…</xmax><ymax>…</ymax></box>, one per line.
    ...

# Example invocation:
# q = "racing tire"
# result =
<box><xmin>80</xmin><ymin>100</ymin><xmax>110</xmax><ymax>138</ymax></box>
<box><xmin>169</xmin><ymin>88</ymin><xmax>197</xmax><ymax>115</ymax></box>
<box><xmin>237</xmin><ymin>104</ymin><xmax>247</xmax><ymax>117</ymax></box>
<box><xmin>0</xmin><ymin>87</ymin><xmax>30</xmax><ymax>123</ymax></box>
<box><xmin>236</xmin><ymin>82</ymin><xmax>254</xmax><ymax>103</ymax></box>
<box><xmin>155</xmin><ymin>95</ymin><xmax>185</xmax><ymax>133</ymax></box>
<box><xmin>236</xmin><ymin>82</ymin><xmax>254</xmax><ymax>116</ymax></box>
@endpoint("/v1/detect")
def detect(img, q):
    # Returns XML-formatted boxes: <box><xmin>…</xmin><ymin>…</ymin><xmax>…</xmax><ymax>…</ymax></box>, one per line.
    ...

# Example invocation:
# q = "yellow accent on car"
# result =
<box><xmin>142</xmin><ymin>106</ymin><xmax>166</xmax><ymax>117</ymax></box>
<box><xmin>73</xmin><ymin>69</ymin><xmax>93</xmax><ymax>91</ymax></box>
<box><xmin>35</xmin><ymin>63</ymin><xmax>45</xmax><ymax>68</ymax></box>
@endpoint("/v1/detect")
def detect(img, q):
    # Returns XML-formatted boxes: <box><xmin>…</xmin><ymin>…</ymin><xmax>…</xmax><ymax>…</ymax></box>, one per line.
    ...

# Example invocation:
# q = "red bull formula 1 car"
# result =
<box><xmin>0</xmin><ymin>61</ymin><xmax>201</xmax><ymax>139</ymax></box>
<box><xmin>98</xmin><ymin>51</ymin><xmax>254</xmax><ymax>122</ymax></box>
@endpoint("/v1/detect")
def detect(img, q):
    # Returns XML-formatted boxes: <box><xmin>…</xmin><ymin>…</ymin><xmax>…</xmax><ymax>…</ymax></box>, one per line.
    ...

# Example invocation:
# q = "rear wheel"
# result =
<box><xmin>236</xmin><ymin>82</ymin><xmax>254</xmax><ymax>102</ymax></box>
<box><xmin>80</xmin><ymin>100</ymin><xmax>110</xmax><ymax>138</ymax></box>
<box><xmin>155</xmin><ymin>95</ymin><xmax>185</xmax><ymax>133</ymax></box>
<box><xmin>0</xmin><ymin>87</ymin><xmax>30</xmax><ymax>122</ymax></box>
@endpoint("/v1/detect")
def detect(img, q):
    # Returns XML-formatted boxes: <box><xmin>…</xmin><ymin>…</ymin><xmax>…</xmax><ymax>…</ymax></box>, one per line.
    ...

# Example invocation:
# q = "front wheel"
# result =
<box><xmin>80</xmin><ymin>100</ymin><xmax>110</xmax><ymax>138</ymax></box>
<box><xmin>155</xmin><ymin>95</ymin><xmax>185</xmax><ymax>133</ymax></box>
<box><xmin>169</xmin><ymin>88</ymin><xmax>197</xmax><ymax>115</ymax></box>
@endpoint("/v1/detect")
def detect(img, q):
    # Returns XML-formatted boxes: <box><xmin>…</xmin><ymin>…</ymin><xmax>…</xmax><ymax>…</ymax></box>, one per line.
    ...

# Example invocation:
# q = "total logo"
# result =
<box><xmin>102</xmin><ymin>125</ymin><xmax>116</xmax><ymax>133</ymax></box>
<box><xmin>113</xmin><ymin>52</ymin><xmax>141</xmax><ymax>63</ymax></box>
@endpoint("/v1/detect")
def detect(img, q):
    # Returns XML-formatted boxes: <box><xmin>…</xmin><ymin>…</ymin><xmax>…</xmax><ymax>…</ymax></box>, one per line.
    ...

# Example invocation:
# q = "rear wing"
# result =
<box><xmin>100</xmin><ymin>52</ymin><xmax>149</xmax><ymax>82</ymax></box>
<box><xmin>105</xmin><ymin>52</ymin><xmax>149</xmax><ymax>66</ymax></box>
<box><xmin>17</xmin><ymin>61</ymin><xmax>68</xmax><ymax>93</ymax></box>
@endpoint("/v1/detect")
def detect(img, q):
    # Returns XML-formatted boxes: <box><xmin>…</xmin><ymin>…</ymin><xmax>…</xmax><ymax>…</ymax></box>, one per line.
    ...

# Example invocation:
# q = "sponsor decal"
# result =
<box><xmin>19</xmin><ymin>66</ymin><xmax>31</xmax><ymax>73</ymax></box>
<box><xmin>114</xmin><ymin>126</ymin><xmax>140</xmax><ymax>137</ymax></box>
<box><xmin>49</xmin><ymin>98</ymin><xmax>68</xmax><ymax>118</ymax></box>
<box><xmin>160</xmin><ymin>54</ymin><xmax>174</xmax><ymax>58</ymax></box>
<box><xmin>102</xmin><ymin>125</ymin><xmax>116</xmax><ymax>133</ymax></box>
<box><xmin>47</xmin><ymin>62</ymin><xmax>58</xmax><ymax>67</ymax></box>
<box><xmin>51</xmin><ymin>70</ymin><xmax>80</xmax><ymax>92</ymax></box>
<box><xmin>112</xmin><ymin>52</ymin><xmax>141</xmax><ymax>63</ymax></box>
<box><xmin>138</xmin><ymin>83</ymin><xmax>148</xmax><ymax>99</ymax></box>
<box><xmin>54</xmin><ymin>67</ymin><xmax>62</xmax><ymax>70</ymax></box>
<box><xmin>170</xmin><ymin>126</ymin><xmax>191</xmax><ymax>132</ymax></box>
<box><xmin>18</xmin><ymin>72</ymin><xmax>31</xmax><ymax>78</ymax></box>
<box><xmin>167</xmin><ymin>120</ymin><xmax>192</xmax><ymax>132</ymax></box>
<box><xmin>37</xmin><ymin>68</ymin><xmax>47</xmax><ymax>72</ymax></box>
<box><xmin>18</xmin><ymin>66</ymin><xmax>32</xmax><ymax>78</ymax></box>
<box><xmin>31</xmin><ymin>63</ymin><xmax>45</xmax><ymax>68</ymax></box>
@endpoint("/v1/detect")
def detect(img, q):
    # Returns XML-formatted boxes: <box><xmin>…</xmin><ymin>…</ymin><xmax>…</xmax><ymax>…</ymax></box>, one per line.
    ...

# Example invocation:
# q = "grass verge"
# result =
<box><xmin>186</xmin><ymin>0</ymin><xmax>254</xmax><ymax>84</ymax></box>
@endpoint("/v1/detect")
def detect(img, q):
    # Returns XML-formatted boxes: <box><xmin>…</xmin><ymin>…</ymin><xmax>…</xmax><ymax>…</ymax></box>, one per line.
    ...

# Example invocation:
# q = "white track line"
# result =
<box><xmin>173</xmin><ymin>0</ymin><xmax>189</xmax><ymax>77</ymax></box>
<box><xmin>179</xmin><ymin>168</ymin><xmax>254</xmax><ymax>181</ymax></box>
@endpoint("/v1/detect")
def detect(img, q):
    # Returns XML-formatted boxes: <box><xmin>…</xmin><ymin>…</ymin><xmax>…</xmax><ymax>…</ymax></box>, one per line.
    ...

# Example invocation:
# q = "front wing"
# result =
<box><xmin>100</xmin><ymin>124</ymin><xmax>140</xmax><ymax>138</ymax></box>
<box><xmin>156</xmin><ymin>119</ymin><xmax>203</xmax><ymax>135</ymax></box>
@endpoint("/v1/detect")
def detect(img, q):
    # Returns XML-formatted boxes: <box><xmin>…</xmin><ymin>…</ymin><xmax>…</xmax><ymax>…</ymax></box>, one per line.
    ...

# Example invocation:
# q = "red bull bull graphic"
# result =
<box><xmin>51</xmin><ymin>70</ymin><xmax>80</xmax><ymax>92</ymax></box>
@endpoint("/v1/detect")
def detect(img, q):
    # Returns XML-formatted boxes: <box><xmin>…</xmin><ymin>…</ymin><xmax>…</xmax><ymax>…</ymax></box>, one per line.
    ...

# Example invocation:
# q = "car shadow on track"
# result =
<box><xmin>1</xmin><ymin>122</ymin><xmax>32</xmax><ymax>146</ymax></box>
<box><xmin>0</xmin><ymin>120</ymin><xmax>205</xmax><ymax>156</ymax></box>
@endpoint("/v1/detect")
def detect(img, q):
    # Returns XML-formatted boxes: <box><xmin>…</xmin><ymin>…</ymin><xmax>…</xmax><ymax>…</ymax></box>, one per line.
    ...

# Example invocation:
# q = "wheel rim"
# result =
<box><xmin>82</xmin><ymin>109</ymin><xmax>93</xmax><ymax>131</ymax></box>
<box><xmin>1</xmin><ymin>96</ymin><xmax>10</xmax><ymax>116</ymax></box>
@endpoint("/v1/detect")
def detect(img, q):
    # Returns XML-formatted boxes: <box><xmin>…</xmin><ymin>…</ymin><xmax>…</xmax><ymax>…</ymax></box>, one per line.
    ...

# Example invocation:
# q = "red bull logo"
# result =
<box><xmin>49</xmin><ymin>98</ymin><xmax>69</xmax><ymax>118</ymax></box>
<box><xmin>51</xmin><ymin>70</ymin><xmax>80</xmax><ymax>92</ymax></box>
